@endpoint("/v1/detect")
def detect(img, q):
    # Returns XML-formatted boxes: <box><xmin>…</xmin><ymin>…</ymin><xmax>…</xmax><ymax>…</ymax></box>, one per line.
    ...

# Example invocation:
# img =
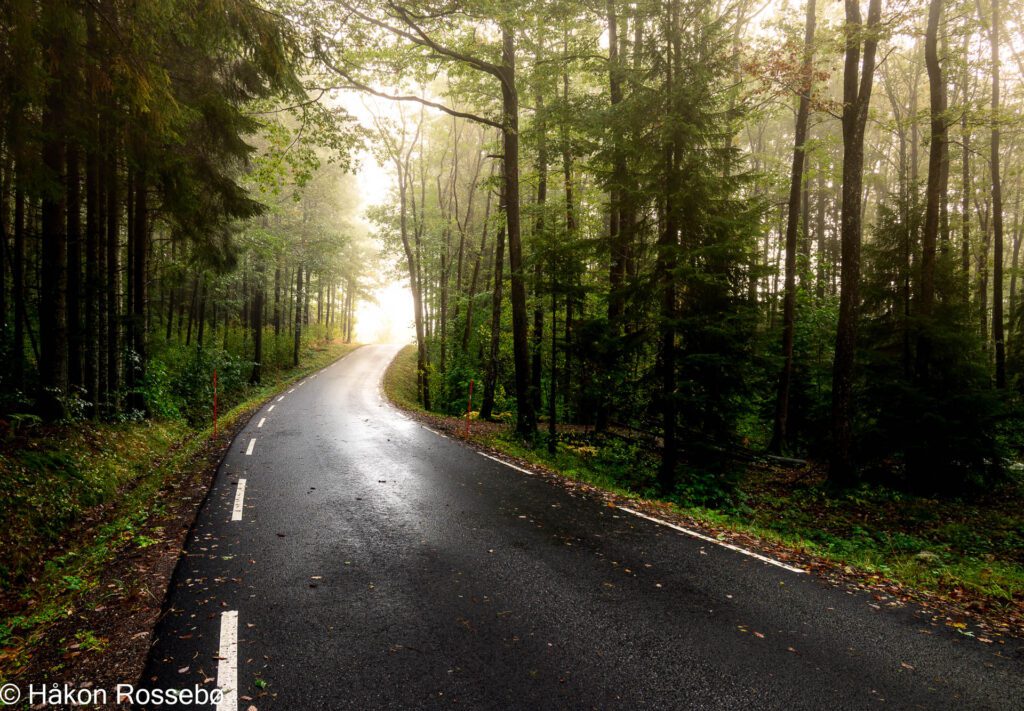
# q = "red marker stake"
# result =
<box><xmin>466</xmin><ymin>379</ymin><xmax>474</xmax><ymax>437</ymax></box>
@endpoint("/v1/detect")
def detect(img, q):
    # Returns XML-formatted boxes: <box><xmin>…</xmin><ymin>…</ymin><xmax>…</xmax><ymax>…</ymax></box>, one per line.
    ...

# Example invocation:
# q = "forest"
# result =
<box><xmin>3</xmin><ymin>0</ymin><xmax>1024</xmax><ymax>696</ymax></box>
<box><xmin>2</xmin><ymin>0</ymin><xmax>1024</xmax><ymax>502</ymax></box>
<box><xmin>342</xmin><ymin>0</ymin><xmax>1024</xmax><ymax>499</ymax></box>
<box><xmin>2</xmin><ymin>0</ymin><xmax>1024</xmax><ymax>576</ymax></box>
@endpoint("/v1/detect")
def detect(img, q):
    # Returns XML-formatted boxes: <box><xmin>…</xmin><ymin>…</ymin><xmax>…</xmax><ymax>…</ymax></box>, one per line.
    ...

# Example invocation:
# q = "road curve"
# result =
<box><xmin>142</xmin><ymin>344</ymin><xmax>1024</xmax><ymax>710</ymax></box>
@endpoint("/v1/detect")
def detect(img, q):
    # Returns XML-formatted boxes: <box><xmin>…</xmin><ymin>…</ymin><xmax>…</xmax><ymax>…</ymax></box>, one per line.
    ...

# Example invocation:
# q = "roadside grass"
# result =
<box><xmin>0</xmin><ymin>340</ymin><xmax>360</xmax><ymax>680</ymax></box>
<box><xmin>384</xmin><ymin>345</ymin><xmax>1024</xmax><ymax>614</ymax></box>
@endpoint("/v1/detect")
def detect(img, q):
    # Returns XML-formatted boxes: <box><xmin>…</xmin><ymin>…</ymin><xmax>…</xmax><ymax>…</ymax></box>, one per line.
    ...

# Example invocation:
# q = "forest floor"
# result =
<box><xmin>0</xmin><ymin>340</ymin><xmax>361</xmax><ymax>691</ymax></box>
<box><xmin>384</xmin><ymin>345</ymin><xmax>1024</xmax><ymax>644</ymax></box>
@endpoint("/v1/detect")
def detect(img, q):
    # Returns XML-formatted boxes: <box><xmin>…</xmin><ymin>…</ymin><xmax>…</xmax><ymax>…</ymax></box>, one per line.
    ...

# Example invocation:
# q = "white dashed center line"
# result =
<box><xmin>288</xmin><ymin>388</ymin><xmax>295</xmax><ymax>394</ymax></box>
<box><xmin>216</xmin><ymin>610</ymin><xmax>238</xmax><ymax>711</ymax></box>
<box><xmin>257</xmin><ymin>418</ymin><xmax>265</xmax><ymax>428</ymax></box>
<box><xmin>276</xmin><ymin>395</ymin><xmax>284</xmax><ymax>402</ymax></box>
<box><xmin>268</xmin><ymin>405</ymin><xmax>275</xmax><ymax>412</ymax></box>
<box><xmin>245</xmin><ymin>438</ymin><xmax>256</xmax><ymax>456</ymax></box>
<box><xmin>231</xmin><ymin>479</ymin><xmax>246</xmax><ymax>521</ymax></box>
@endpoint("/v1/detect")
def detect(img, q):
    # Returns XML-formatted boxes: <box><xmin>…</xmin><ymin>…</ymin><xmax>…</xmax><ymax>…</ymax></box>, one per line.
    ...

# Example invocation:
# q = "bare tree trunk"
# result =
<box><xmin>989</xmin><ymin>0</ymin><xmax>1006</xmax><ymax>387</ymax></box>
<box><xmin>532</xmin><ymin>79</ymin><xmax>548</xmax><ymax>416</ymax></box>
<box><xmin>293</xmin><ymin>264</ymin><xmax>303</xmax><ymax>367</ymax></box>
<box><xmin>771</xmin><ymin>0</ymin><xmax>816</xmax><ymax>454</ymax></box>
<box><xmin>250</xmin><ymin>267</ymin><xmax>264</xmax><ymax>384</ymax></box>
<box><xmin>656</xmin><ymin>0</ymin><xmax>681</xmax><ymax>494</ymax></box>
<box><xmin>481</xmin><ymin>181</ymin><xmax>507</xmax><ymax>421</ymax></box>
<box><xmin>105</xmin><ymin>134</ymin><xmax>120</xmax><ymax>411</ymax></box>
<box><xmin>128</xmin><ymin>170</ymin><xmax>148</xmax><ymax>413</ymax></box>
<box><xmin>830</xmin><ymin>0</ymin><xmax>883</xmax><ymax>485</ymax></box>
<box><xmin>919</xmin><ymin>0</ymin><xmax>949</xmax><ymax>378</ymax></box>
<box><xmin>66</xmin><ymin>145</ymin><xmax>83</xmax><ymax>391</ymax></box>
<box><xmin>501</xmin><ymin>25</ymin><xmax>536</xmax><ymax>435</ymax></box>
<box><xmin>463</xmin><ymin>175</ymin><xmax>494</xmax><ymax>351</ymax></box>
<box><xmin>85</xmin><ymin>143</ymin><xmax>100</xmax><ymax>414</ymax></box>
<box><xmin>961</xmin><ymin>30</ymin><xmax>972</xmax><ymax>305</ymax></box>
<box><xmin>40</xmin><ymin>85</ymin><xmax>69</xmax><ymax>417</ymax></box>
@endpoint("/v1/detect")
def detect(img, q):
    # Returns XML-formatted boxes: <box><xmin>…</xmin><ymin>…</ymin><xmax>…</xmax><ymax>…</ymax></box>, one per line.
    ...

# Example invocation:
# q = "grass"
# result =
<box><xmin>384</xmin><ymin>344</ymin><xmax>1024</xmax><ymax>611</ymax></box>
<box><xmin>0</xmin><ymin>339</ymin><xmax>361</xmax><ymax>679</ymax></box>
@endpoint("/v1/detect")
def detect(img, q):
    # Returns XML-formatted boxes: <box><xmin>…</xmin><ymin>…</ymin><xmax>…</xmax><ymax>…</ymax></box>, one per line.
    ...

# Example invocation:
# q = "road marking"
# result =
<box><xmin>216</xmin><ymin>610</ymin><xmax>238</xmax><ymax>711</ymax></box>
<box><xmin>276</xmin><ymin>395</ymin><xmax>284</xmax><ymax>402</ymax></box>
<box><xmin>257</xmin><ymin>418</ymin><xmax>265</xmax><ymax>428</ymax></box>
<box><xmin>298</xmin><ymin>380</ymin><xmax>306</xmax><ymax>387</ymax></box>
<box><xmin>479</xmin><ymin>451</ymin><xmax>535</xmax><ymax>477</ymax></box>
<box><xmin>478</xmin><ymin>451</ymin><xmax>804</xmax><ymax>574</ymax></box>
<box><xmin>245</xmin><ymin>438</ymin><xmax>255</xmax><ymax>456</ymax></box>
<box><xmin>618</xmin><ymin>506</ymin><xmax>806</xmax><ymax>574</ymax></box>
<box><xmin>231</xmin><ymin>480</ymin><xmax>247</xmax><ymax>521</ymax></box>
<box><xmin>288</xmin><ymin>388</ymin><xmax>295</xmax><ymax>394</ymax></box>
<box><xmin>268</xmin><ymin>405</ymin><xmax>275</xmax><ymax>412</ymax></box>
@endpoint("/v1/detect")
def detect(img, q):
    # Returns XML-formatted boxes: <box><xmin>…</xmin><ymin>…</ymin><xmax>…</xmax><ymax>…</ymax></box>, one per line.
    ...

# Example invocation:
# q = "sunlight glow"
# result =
<box><xmin>353</xmin><ymin>281</ymin><xmax>415</xmax><ymax>344</ymax></box>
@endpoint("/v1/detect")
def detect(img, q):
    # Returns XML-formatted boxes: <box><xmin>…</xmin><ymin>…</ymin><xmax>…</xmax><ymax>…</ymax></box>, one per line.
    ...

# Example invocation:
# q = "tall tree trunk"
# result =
<box><xmin>66</xmin><ymin>145</ymin><xmax>83</xmax><ymax>390</ymax></box>
<box><xmin>185</xmin><ymin>273</ymin><xmax>198</xmax><ymax>346</ymax></box>
<box><xmin>105</xmin><ymin>134</ymin><xmax>120</xmax><ymax>411</ymax></box>
<box><xmin>40</xmin><ymin>90</ymin><xmax>68</xmax><ymax>418</ymax></box>
<box><xmin>919</xmin><ymin>0</ymin><xmax>949</xmax><ymax>378</ymax></box>
<box><xmin>13</xmin><ymin>181</ymin><xmax>26</xmax><ymax>391</ymax></box>
<box><xmin>250</xmin><ymin>267</ymin><xmax>264</xmax><ymax>384</ymax></box>
<box><xmin>463</xmin><ymin>178</ymin><xmax>494</xmax><ymax>351</ymax></box>
<box><xmin>532</xmin><ymin>81</ymin><xmax>548</xmax><ymax>415</ymax></box>
<box><xmin>128</xmin><ymin>170</ymin><xmax>148</xmax><ymax>413</ymax></box>
<box><xmin>830</xmin><ymin>0</ymin><xmax>883</xmax><ymax>485</ymax></box>
<box><xmin>989</xmin><ymin>0</ymin><xmax>1006</xmax><ymax>387</ymax></box>
<box><xmin>656</xmin><ymin>0</ymin><xmax>681</xmax><ymax>494</ymax></box>
<box><xmin>293</xmin><ymin>263</ymin><xmax>303</xmax><ymax>367</ymax></box>
<box><xmin>481</xmin><ymin>181</ymin><xmax>507</xmax><ymax>421</ymax></box>
<box><xmin>274</xmin><ymin>257</ymin><xmax>282</xmax><ymax>337</ymax></box>
<box><xmin>196</xmin><ymin>275</ymin><xmax>207</xmax><ymax>349</ymax></box>
<box><xmin>771</xmin><ymin>0</ymin><xmax>816</xmax><ymax>454</ymax></box>
<box><xmin>85</xmin><ymin>140</ymin><xmax>100</xmax><ymax>415</ymax></box>
<box><xmin>961</xmin><ymin>31</ymin><xmax>972</xmax><ymax>305</ymax></box>
<box><xmin>500</xmin><ymin>25</ymin><xmax>536</xmax><ymax>435</ymax></box>
<box><xmin>1009</xmin><ymin>186</ymin><xmax>1022</xmax><ymax>345</ymax></box>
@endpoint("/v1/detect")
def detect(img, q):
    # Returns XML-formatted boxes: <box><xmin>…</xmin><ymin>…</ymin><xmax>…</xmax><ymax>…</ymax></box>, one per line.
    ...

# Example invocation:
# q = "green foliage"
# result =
<box><xmin>860</xmin><ymin>194</ymin><xmax>1006</xmax><ymax>492</ymax></box>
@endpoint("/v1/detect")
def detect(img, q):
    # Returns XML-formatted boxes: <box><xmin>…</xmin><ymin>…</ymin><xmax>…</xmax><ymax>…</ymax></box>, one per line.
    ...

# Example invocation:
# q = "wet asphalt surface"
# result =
<box><xmin>141</xmin><ymin>344</ymin><xmax>1024</xmax><ymax>710</ymax></box>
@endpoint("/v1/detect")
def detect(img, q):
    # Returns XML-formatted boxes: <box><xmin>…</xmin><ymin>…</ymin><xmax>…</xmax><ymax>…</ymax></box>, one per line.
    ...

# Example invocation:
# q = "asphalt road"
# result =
<box><xmin>142</xmin><ymin>344</ymin><xmax>1024</xmax><ymax>710</ymax></box>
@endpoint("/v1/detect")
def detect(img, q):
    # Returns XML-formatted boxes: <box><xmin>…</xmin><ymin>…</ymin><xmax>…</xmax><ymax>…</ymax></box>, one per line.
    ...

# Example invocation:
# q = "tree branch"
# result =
<box><xmin>321</xmin><ymin>56</ymin><xmax>503</xmax><ymax>129</ymax></box>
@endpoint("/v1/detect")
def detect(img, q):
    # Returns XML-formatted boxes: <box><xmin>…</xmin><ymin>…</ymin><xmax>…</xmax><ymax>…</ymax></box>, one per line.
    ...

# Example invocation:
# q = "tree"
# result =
<box><xmin>771</xmin><ymin>0</ymin><xmax>817</xmax><ymax>454</ymax></box>
<box><xmin>830</xmin><ymin>0</ymin><xmax>883</xmax><ymax>485</ymax></box>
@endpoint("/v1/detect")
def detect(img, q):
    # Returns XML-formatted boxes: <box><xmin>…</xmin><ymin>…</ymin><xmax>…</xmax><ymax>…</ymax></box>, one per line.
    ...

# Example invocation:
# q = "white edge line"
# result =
<box><xmin>619</xmin><ymin>506</ymin><xmax>806</xmax><ymax>574</ymax></box>
<box><xmin>245</xmin><ymin>438</ymin><xmax>255</xmax><ymax>456</ymax></box>
<box><xmin>268</xmin><ymin>405</ymin><xmax>275</xmax><ymax>412</ymax></box>
<box><xmin>479</xmin><ymin>451</ymin><xmax>536</xmax><ymax>477</ymax></box>
<box><xmin>231</xmin><ymin>479</ymin><xmax>247</xmax><ymax>521</ymax></box>
<box><xmin>257</xmin><ymin>418</ymin><xmax>265</xmax><ymax>428</ymax></box>
<box><xmin>476</xmin><ymin>450</ymin><xmax>804</xmax><ymax>574</ymax></box>
<box><xmin>216</xmin><ymin>610</ymin><xmax>239</xmax><ymax>711</ymax></box>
